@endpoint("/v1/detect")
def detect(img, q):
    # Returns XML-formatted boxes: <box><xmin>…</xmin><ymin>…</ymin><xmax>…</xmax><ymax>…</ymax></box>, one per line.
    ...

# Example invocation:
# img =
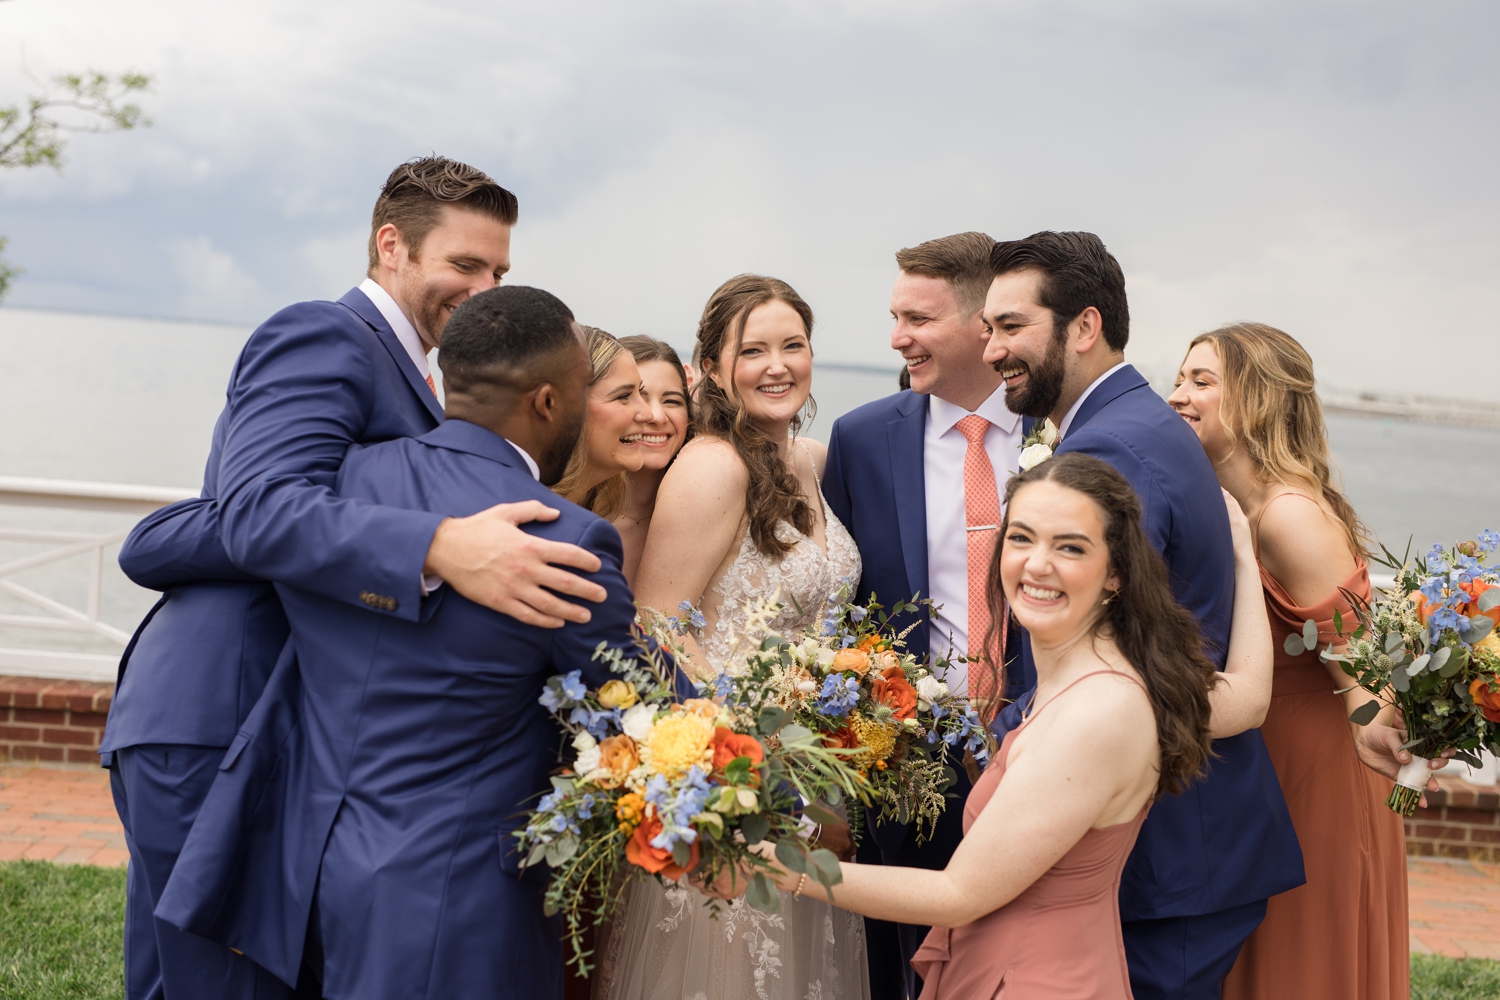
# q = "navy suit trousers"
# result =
<box><xmin>1122</xmin><ymin>899</ymin><xmax>1267</xmax><ymax>1000</ymax></box>
<box><xmin>111</xmin><ymin>744</ymin><xmax>291</xmax><ymax>1000</ymax></box>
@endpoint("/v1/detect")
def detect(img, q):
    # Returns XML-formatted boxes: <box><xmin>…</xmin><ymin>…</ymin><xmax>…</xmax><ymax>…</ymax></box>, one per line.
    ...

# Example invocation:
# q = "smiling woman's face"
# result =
<box><xmin>582</xmin><ymin>352</ymin><xmax>650</xmax><ymax>485</ymax></box>
<box><xmin>999</xmin><ymin>479</ymin><xmax>1118</xmax><ymax>645</ymax></box>
<box><xmin>714</xmin><ymin>299</ymin><xmax>812</xmax><ymax>432</ymax></box>
<box><xmin>632</xmin><ymin>359</ymin><xmax>690</xmax><ymax>472</ymax></box>
<box><xmin>1167</xmin><ymin>341</ymin><xmax>1231</xmax><ymax>463</ymax></box>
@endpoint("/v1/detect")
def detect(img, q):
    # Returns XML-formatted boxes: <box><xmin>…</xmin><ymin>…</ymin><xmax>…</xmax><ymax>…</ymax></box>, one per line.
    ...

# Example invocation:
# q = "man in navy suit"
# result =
<box><xmin>980</xmin><ymin>231</ymin><xmax>1303</xmax><ymax>1000</ymax></box>
<box><xmin>106</xmin><ymin>158</ymin><xmax>608</xmax><ymax>999</ymax></box>
<box><xmin>161</xmin><ymin>286</ymin><xmax>645</xmax><ymax>999</ymax></box>
<box><xmin>822</xmin><ymin>232</ymin><xmax>1030</xmax><ymax>1000</ymax></box>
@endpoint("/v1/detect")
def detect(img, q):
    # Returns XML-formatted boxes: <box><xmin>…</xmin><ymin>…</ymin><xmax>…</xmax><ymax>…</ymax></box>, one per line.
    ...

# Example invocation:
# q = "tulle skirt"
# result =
<box><xmin>597</xmin><ymin>874</ymin><xmax>870</xmax><ymax>1000</ymax></box>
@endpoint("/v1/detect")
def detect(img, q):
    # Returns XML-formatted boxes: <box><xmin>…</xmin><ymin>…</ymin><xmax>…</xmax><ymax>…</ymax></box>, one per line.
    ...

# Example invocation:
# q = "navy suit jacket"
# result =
<box><xmin>103</xmin><ymin>288</ymin><xmax>445</xmax><ymax>754</ymax></box>
<box><xmin>822</xmin><ymin>390</ymin><xmax>1034</xmax><ymax>866</ymax></box>
<box><xmin>997</xmin><ymin>365</ymin><xmax>1304</xmax><ymax>920</ymax></box>
<box><xmin>159</xmin><ymin>421</ymin><xmax>645</xmax><ymax>998</ymax></box>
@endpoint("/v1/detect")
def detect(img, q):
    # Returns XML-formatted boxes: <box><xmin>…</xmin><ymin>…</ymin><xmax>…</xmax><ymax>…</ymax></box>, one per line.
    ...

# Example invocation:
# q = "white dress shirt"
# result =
<box><xmin>1057</xmin><ymin>361</ymin><xmax>1129</xmax><ymax>440</ymax></box>
<box><xmin>358</xmin><ymin>278</ymin><xmax>433</xmax><ymax>381</ymax></box>
<box><xmin>923</xmin><ymin>387</ymin><xmax>1023</xmax><ymax>694</ymax></box>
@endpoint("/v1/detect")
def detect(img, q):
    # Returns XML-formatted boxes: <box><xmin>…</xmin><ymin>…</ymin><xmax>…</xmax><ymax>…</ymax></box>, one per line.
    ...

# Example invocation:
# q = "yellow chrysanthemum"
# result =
<box><xmin>647</xmin><ymin>711</ymin><xmax>716</xmax><ymax>778</ymax></box>
<box><xmin>851</xmin><ymin>712</ymin><xmax>899</xmax><ymax>764</ymax></box>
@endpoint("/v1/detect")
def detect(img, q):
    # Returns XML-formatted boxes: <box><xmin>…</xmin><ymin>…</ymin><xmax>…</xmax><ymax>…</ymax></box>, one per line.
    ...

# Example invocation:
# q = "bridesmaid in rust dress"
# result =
<box><xmin>1169</xmin><ymin>323</ymin><xmax>1410</xmax><ymax>1000</ymax></box>
<box><xmin>720</xmin><ymin>452</ymin><xmax>1276</xmax><ymax>999</ymax></box>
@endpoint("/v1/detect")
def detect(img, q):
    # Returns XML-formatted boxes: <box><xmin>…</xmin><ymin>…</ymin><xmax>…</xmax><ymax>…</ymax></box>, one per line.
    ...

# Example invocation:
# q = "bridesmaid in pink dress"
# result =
<box><xmin>726</xmin><ymin>451</ymin><xmax>1277</xmax><ymax>999</ymax></box>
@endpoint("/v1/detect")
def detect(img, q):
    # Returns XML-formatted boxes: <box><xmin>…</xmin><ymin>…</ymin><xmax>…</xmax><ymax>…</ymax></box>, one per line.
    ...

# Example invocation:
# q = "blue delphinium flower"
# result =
<box><xmin>713</xmin><ymin>673</ymin><xmax>736</xmax><ymax>699</ymax></box>
<box><xmin>1479</xmin><ymin>529</ymin><xmax>1499</xmax><ymax>555</ymax></box>
<box><xmin>677</xmin><ymin>600</ymin><xmax>707</xmax><ymax>630</ymax></box>
<box><xmin>538</xmin><ymin>789</ymin><xmax>566</xmax><ymax>813</ymax></box>
<box><xmin>1430</xmin><ymin>604</ymin><xmax>1470</xmax><ymax>635</ymax></box>
<box><xmin>1419</xmin><ymin>576</ymin><xmax>1447</xmax><ymax>604</ymax></box>
<box><xmin>576</xmin><ymin>793</ymin><xmax>595</xmax><ymax>821</ymax></box>
<box><xmin>645</xmin><ymin>769</ymin><xmax>712</xmax><ymax>852</ymax></box>
<box><xmin>848</xmin><ymin>606</ymin><xmax>866</xmax><ymax>623</ymax></box>
<box><xmin>816</xmin><ymin>675</ymin><xmax>861</xmax><ymax>717</ymax></box>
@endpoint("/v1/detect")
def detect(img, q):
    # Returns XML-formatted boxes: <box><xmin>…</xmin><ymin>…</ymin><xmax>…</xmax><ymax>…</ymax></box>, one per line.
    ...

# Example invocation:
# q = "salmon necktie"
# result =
<box><xmin>956</xmin><ymin>415</ymin><xmax>1005</xmax><ymax>722</ymax></box>
<box><xmin>425</xmin><ymin>374</ymin><xmax>438</xmax><ymax>397</ymax></box>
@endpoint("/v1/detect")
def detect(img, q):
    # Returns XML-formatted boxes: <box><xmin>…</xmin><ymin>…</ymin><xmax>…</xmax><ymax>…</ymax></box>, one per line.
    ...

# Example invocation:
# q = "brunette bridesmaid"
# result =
<box><xmin>611</xmin><ymin>336</ymin><xmax>692</xmax><ymax>586</ymax></box>
<box><xmin>1169</xmin><ymin>323</ymin><xmax>1408</xmax><ymax>1000</ymax></box>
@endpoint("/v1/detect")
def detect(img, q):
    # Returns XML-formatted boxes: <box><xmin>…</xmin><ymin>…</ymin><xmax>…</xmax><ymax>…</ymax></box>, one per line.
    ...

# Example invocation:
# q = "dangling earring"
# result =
<box><xmin>1101</xmin><ymin>590</ymin><xmax>1117</xmax><ymax>606</ymax></box>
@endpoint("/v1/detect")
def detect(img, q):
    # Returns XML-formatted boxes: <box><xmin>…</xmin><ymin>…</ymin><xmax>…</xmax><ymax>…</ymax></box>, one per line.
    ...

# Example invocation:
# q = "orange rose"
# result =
<box><xmin>856</xmin><ymin>635</ymin><xmax>888</xmax><ymax>653</ymax></box>
<box><xmin>873</xmin><ymin>650</ymin><xmax>901</xmax><ymax>672</ymax></box>
<box><xmin>596</xmin><ymin>735</ymin><xmax>640</xmax><ymax>787</ymax></box>
<box><xmin>1461</xmin><ymin>582</ymin><xmax>1500</xmax><ymax>628</ymax></box>
<box><xmin>711</xmin><ymin>727</ymin><xmax>765</xmax><ymax>776</ymax></box>
<box><xmin>625</xmin><ymin>811</ymin><xmax>700</xmax><ymax>880</ymax></box>
<box><xmin>869</xmin><ymin>666</ymin><xmax>918</xmax><ymax>720</ymax></box>
<box><xmin>1470</xmin><ymin>677</ymin><xmax>1500</xmax><ymax>723</ymax></box>
<box><xmin>823</xmin><ymin>725</ymin><xmax>860</xmax><ymax>750</ymax></box>
<box><xmin>832</xmin><ymin>648</ymin><xmax>871</xmax><ymax>676</ymax></box>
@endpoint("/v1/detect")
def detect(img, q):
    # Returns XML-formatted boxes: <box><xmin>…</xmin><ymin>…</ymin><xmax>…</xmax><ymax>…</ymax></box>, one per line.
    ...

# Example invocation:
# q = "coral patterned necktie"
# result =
<box><xmin>425</xmin><ymin>374</ymin><xmax>438</xmax><ymax>397</ymax></box>
<box><xmin>956</xmin><ymin>415</ymin><xmax>1005</xmax><ymax>723</ymax></box>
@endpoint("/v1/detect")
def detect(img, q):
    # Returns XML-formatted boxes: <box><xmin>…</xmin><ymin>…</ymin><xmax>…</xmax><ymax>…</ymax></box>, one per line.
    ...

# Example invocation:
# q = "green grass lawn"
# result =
<box><xmin>2</xmin><ymin>859</ymin><xmax>1498</xmax><ymax>999</ymax></box>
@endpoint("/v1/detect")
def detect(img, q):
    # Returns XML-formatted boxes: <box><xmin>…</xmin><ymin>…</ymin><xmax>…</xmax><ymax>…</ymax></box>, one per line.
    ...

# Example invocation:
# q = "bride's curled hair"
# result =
<box><xmin>693</xmin><ymin>275</ymin><xmax>817</xmax><ymax>558</ymax></box>
<box><xmin>987</xmin><ymin>452</ymin><xmax>1217</xmax><ymax>796</ymax></box>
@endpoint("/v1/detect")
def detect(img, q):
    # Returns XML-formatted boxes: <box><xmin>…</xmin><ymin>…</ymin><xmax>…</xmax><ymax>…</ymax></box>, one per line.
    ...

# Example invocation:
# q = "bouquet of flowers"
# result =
<box><xmin>513</xmin><ymin>608</ymin><xmax>869</xmax><ymax>975</ymax></box>
<box><xmin>744</xmin><ymin>588</ymin><xmax>993</xmax><ymax>840</ymax></box>
<box><xmin>1316</xmin><ymin>531</ymin><xmax>1500</xmax><ymax>816</ymax></box>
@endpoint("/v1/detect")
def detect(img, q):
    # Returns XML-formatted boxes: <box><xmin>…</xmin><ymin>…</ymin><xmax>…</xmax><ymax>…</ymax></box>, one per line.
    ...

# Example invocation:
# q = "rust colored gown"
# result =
<box><xmin>912</xmin><ymin>671</ymin><xmax>1149</xmax><ymax>1000</ymax></box>
<box><xmin>1223</xmin><ymin>495</ymin><xmax>1408</xmax><ymax>1000</ymax></box>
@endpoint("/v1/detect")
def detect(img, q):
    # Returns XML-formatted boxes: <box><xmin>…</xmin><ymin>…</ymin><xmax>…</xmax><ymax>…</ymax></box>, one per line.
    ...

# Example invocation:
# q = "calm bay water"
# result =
<box><xmin>2</xmin><ymin>307</ymin><xmax>1497</xmax><ymax>655</ymax></box>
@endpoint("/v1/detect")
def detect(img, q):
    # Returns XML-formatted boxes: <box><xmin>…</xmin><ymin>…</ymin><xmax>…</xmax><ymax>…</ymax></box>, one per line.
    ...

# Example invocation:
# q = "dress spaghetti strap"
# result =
<box><xmin>1016</xmin><ymin>670</ymin><xmax>1146</xmax><ymax>734</ymax></box>
<box><xmin>1251</xmin><ymin>489</ymin><xmax>1321</xmax><ymax>559</ymax></box>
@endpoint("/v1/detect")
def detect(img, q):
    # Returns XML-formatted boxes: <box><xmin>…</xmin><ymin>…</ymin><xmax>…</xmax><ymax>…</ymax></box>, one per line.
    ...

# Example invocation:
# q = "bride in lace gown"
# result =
<box><xmin>596</xmin><ymin>276</ymin><xmax>870</xmax><ymax>1000</ymax></box>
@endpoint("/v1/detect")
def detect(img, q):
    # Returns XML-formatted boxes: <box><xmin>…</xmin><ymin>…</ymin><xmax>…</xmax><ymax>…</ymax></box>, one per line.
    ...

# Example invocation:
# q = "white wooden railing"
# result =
<box><xmin>0</xmin><ymin>477</ymin><xmax>196</xmax><ymax>682</ymax></box>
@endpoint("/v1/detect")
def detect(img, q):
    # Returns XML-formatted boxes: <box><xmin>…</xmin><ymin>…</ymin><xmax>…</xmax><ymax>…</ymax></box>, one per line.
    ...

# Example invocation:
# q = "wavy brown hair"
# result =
<box><xmin>553</xmin><ymin>326</ymin><xmax>630</xmax><ymax>521</ymax></box>
<box><xmin>986</xmin><ymin>452</ymin><xmax>1217</xmax><ymax>797</ymax></box>
<box><xmin>1187</xmin><ymin>323</ymin><xmax>1371</xmax><ymax>558</ymax></box>
<box><xmin>693</xmin><ymin>275</ymin><xmax>816</xmax><ymax>558</ymax></box>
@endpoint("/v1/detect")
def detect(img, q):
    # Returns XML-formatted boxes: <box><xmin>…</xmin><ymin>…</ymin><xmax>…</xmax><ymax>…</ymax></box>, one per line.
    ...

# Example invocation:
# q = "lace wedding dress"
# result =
<box><xmin>596</xmin><ymin>472</ymin><xmax>869</xmax><ymax>1000</ymax></box>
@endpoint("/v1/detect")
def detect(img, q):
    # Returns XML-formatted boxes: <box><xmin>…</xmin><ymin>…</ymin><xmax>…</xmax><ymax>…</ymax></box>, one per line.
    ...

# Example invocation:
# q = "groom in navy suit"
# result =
<box><xmin>107</xmin><ymin>158</ymin><xmax>608</xmax><ymax>998</ymax></box>
<box><xmin>982</xmin><ymin>231</ymin><xmax>1304</xmax><ymax>1000</ymax></box>
<box><xmin>158</xmin><ymin>286</ymin><xmax>647</xmax><ymax>999</ymax></box>
<box><xmin>822</xmin><ymin>232</ymin><xmax>1031</xmax><ymax>1000</ymax></box>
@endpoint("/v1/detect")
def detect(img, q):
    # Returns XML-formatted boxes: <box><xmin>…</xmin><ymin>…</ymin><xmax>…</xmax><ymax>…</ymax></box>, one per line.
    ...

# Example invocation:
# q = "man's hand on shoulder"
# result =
<box><xmin>424</xmin><ymin>500</ymin><xmax>606</xmax><ymax>628</ymax></box>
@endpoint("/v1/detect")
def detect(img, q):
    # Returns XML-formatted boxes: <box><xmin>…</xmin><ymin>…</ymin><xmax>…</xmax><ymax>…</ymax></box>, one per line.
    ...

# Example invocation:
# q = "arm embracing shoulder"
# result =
<box><xmin>215</xmin><ymin>308</ymin><xmax>444</xmax><ymax>621</ymax></box>
<box><xmin>119</xmin><ymin>498</ymin><xmax>259</xmax><ymax>589</ymax></box>
<box><xmin>1211</xmin><ymin>490</ymin><xmax>1273</xmax><ymax>737</ymax></box>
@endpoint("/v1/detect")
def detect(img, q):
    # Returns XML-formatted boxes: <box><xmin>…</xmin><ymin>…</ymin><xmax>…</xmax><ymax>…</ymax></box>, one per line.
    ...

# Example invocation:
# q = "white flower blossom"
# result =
<box><xmin>572</xmin><ymin>731</ymin><xmax>598</xmax><ymax>753</ymax></box>
<box><xmin>916</xmin><ymin>675</ymin><xmax>950</xmax><ymax>711</ymax></box>
<box><xmin>1018</xmin><ymin>442</ymin><xmax>1053</xmax><ymax>471</ymax></box>
<box><xmin>575</xmin><ymin>745</ymin><xmax>602</xmax><ymax>775</ymax></box>
<box><xmin>622</xmin><ymin>703</ymin><xmax>656</xmax><ymax>742</ymax></box>
<box><xmin>1037</xmin><ymin>419</ymin><xmax>1059</xmax><ymax>447</ymax></box>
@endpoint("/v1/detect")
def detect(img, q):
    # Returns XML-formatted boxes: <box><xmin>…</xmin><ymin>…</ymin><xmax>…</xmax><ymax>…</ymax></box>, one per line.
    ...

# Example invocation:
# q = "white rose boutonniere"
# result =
<box><xmin>1018</xmin><ymin>419</ymin><xmax>1059</xmax><ymax>471</ymax></box>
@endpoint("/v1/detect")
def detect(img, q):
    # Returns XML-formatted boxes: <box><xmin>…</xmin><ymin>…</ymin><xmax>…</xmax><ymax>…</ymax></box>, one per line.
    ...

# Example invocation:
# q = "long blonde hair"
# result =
<box><xmin>1190</xmin><ymin>322</ymin><xmax>1371</xmax><ymax>557</ymax></box>
<box><xmin>553</xmin><ymin>326</ymin><xmax>629</xmax><ymax>520</ymax></box>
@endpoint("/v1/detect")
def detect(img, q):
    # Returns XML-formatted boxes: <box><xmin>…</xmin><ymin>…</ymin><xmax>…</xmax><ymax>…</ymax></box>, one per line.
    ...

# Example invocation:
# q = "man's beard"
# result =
<box><xmin>1003</xmin><ymin>321</ymin><xmax>1069</xmax><ymax>418</ymax></box>
<box><xmin>410</xmin><ymin>279</ymin><xmax>451</xmax><ymax>349</ymax></box>
<box><xmin>538</xmin><ymin>412</ymin><xmax>586</xmax><ymax>486</ymax></box>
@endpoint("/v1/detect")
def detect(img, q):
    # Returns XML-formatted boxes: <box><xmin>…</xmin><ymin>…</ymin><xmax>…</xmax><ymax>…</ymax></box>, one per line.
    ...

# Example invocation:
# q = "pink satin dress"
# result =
<box><xmin>911</xmin><ymin>671</ymin><xmax>1149</xmax><ymax>1000</ymax></box>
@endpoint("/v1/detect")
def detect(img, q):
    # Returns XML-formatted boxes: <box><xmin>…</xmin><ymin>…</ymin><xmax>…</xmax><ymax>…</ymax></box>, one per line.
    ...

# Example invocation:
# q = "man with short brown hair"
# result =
<box><xmin>108</xmin><ymin>155</ymin><xmax>606</xmax><ymax>998</ymax></box>
<box><xmin>823</xmin><ymin>231</ymin><xmax>1030</xmax><ymax>999</ymax></box>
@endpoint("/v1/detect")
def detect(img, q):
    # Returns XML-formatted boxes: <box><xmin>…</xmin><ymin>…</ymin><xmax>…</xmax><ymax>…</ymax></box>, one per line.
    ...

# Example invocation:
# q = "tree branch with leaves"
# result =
<box><xmin>0</xmin><ymin>70</ymin><xmax>152</xmax><ymax>300</ymax></box>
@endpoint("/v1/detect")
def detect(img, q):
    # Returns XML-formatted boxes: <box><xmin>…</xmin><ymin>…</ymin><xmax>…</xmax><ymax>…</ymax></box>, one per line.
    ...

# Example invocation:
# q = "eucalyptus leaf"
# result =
<box><xmin>1480</xmin><ymin>589</ymin><xmax>1500</xmax><ymax>613</ymax></box>
<box><xmin>757</xmin><ymin>706</ymin><xmax>788</xmax><ymax>736</ymax></box>
<box><xmin>1462</xmin><ymin>617</ymin><xmax>1495</xmax><ymax>645</ymax></box>
<box><xmin>1301</xmin><ymin>619</ymin><xmax>1319</xmax><ymax>651</ymax></box>
<box><xmin>1410</xmin><ymin>653</ymin><xmax>1431</xmax><ymax>675</ymax></box>
<box><xmin>1431</xmin><ymin>647</ymin><xmax>1452</xmax><ymax>672</ymax></box>
<box><xmin>1488</xmin><ymin>741</ymin><xmax>1500</xmax><ymax>758</ymax></box>
<box><xmin>1390</xmin><ymin>667</ymin><xmax>1410</xmax><ymax>693</ymax></box>
<box><xmin>807</xmin><ymin>848</ymin><xmax>844</xmax><ymax>886</ymax></box>
<box><xmin>745</xmin><ymin>873</ymin><xmax>781</xmax><ymax>914</ymax></box>
<box><xmin>672</xmin><ymin>840</ymin><xmax>692</xmax><ymax>869</ymax></box>
<box><xmin>543</xmin><ymin>897</ymin><xmax>560</xmax><ymax>917</ymax></box>
<box><xmin>525</xmin><ymin>843</ymin><xmax>547</xmax><ymax>868</ymax></box>
<box><xmin>545</xmin><ymin>835</ymin><xmax>578</xmax><ymax>867</ymax></box>
<box><xmin>1349</xmin><ymin>699</ymin><xmax>1382</xmax><ymax>726</ymax></box>
<box><xmin>779</xmin><ymin>724</ymin><xmax>813</xmax><ymax>745</ymax></box>
<box><xmin>1400</xmin><ymin>737</ymin><xmax>1423</xmax><ymax>751</ymax></box>
<box><xmin>1440</xmin><ymin>651</ymin><xmax>1466</xmax><ymax>677</ymax></box>
<box><xmin>1453</xmin><ymin>749</ymin><xmax>1484</xmax><ymax>769</ymax></box>
<box><xmin>825</xmin><ymin>784</ymin><xmax>842</xmax><ymax>808</ymax></box>
<box><xmin>1384</xmin><ymin>632</ymin><xmax>1405</xmax><ymax>655</ymax></box>
<box><xmin>740</xmin><ymin>813</ymin><xmax>771</xmax><ymax>845</ymax></box>
<box><xmin>1283</xmin><ymin>634</ymin><xmax>1306</xmax><ymax>657</ymax></box>
<box><xmin>802</xmin><ymin>802</ymin><xmax>843</xmax><ymax>827</ymax></box>
<box><xmin>775</xmin><ymin>840</ymin><xmax>808</xmax><ymax>874</ymax></box>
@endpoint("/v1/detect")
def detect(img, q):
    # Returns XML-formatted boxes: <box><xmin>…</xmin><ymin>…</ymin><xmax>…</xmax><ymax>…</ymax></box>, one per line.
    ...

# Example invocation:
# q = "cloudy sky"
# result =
<box><xmin>2</xmin><ymin>0</ymin><xmax>1496</xmax><ymax>398</ymax></box>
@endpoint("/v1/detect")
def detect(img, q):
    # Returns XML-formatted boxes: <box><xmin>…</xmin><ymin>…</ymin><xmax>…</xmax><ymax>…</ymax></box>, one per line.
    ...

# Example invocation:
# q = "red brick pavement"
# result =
<box><xmin>3</xmin><ymin>764</ymin><xmax>1500</xmax><ymax>962</ymax></box>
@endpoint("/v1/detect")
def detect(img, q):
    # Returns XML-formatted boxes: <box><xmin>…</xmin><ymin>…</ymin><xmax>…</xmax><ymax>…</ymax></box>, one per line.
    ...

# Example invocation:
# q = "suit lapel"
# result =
<box><xmin>338</xmin><ymin>288</ymin><xmax>445</xmax><ymax>426</ymax></box>
<box><xmin>887</xmin><ymin>393</ymin><xmax>929</xmax><ymax>601</ymax></box>
<box><xmin>1064</xmin><ymin>365</ymin><xmax>1145</xmax><ymax>439</ymax></box>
